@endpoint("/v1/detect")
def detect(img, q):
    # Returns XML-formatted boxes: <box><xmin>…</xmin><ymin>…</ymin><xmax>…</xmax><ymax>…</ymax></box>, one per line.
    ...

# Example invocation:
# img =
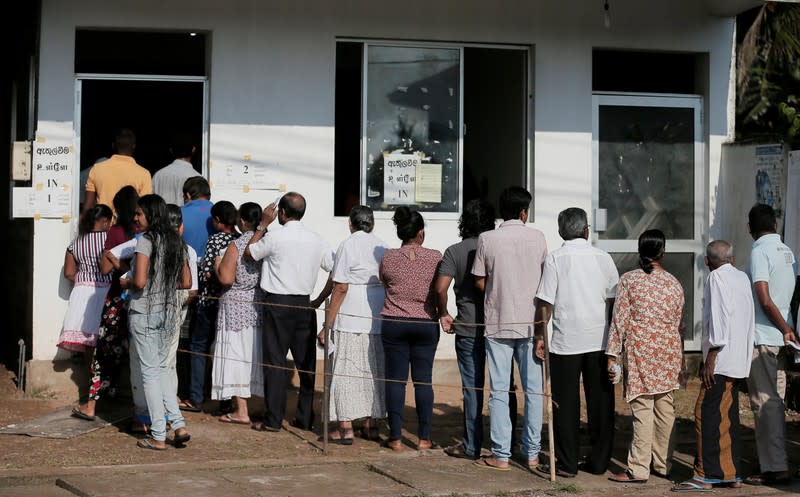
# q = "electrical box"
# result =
<box><xmin>12</xmin><ymin>141</ymin><xmax>32</xmax><ymax>181</ymax></box>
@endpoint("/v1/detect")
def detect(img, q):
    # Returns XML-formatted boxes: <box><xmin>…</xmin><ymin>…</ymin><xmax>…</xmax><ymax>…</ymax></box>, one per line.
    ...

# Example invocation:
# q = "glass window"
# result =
<box><xmin>610</xmin><ymin>252</ymin><xmax>695</xmax><ymax>341</ymax></box>
<box><xmin>598</xmin><ymin>106</ymin><xmax>695</xmax><ymax>239</ymax></box>
<box><xmin>364</xmin><ymin>46</ymin><xmax>461</xmax><ymax>212</ymax></box>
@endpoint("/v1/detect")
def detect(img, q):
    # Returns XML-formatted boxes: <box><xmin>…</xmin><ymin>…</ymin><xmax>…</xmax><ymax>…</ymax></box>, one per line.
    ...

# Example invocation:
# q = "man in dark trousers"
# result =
<box><xmin>245</xmin><ymin>192</ymin><xmax>334</xmax><ymax>431</ymax></box>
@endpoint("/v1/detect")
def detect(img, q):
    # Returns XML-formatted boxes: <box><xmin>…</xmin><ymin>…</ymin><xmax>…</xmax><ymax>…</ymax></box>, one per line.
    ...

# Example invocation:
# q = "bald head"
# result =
<box><xmin>279</xmin><ymin>192</ymin><xmax>306</xmax><ymax>222</ymax></box>
<box><xmin>705</xmin><ymin>240</ymin><xmax>733</xmax><ymax>269</ymax></box>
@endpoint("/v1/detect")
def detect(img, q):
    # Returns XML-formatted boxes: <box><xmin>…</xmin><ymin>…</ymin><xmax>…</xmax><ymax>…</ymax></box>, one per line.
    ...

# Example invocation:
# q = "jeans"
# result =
<box><xmin>129</xmin><ymin>310</ymin><xmax>185</xmax><ymax>441</ymax></box>
<box><xmin>485</xmin><ymin>337</ymin><xmax>543</xmax><ymax>461</ymax></box>
<box><xmin>382</xmin><ymin>317</ymin><xmax>440</xmax><ymax>441</ymax></box>
<box><xmin>455</xmin><ymin>335</ymin><xmax>485</xmax><ymax>458</ymax></box>
<box><xmin>188</xmin><ymin>303</ymin><xmax>218</xmax><ymax>407</ymax></box>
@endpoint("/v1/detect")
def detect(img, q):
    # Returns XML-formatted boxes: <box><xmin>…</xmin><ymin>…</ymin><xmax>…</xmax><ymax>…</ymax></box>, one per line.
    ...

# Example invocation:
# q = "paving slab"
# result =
<box><xmin>0</xmin><ymin>484</ymin><xmax>75</xmax><ymax>497</ymax></box>
<box><xmin>54</xmin><ymin>462</ymin><xmax>413</xmax><ymax>497</ymax></box>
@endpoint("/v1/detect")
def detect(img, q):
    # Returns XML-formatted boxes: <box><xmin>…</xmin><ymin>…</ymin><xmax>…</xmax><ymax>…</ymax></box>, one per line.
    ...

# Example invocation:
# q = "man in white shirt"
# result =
<box><xmin>672</xmin><ymin>240</ymin><xmax>755</xmax><ymax>491</ymax></box>
<box><xmin>245</xmin><ymin>192</ymin><xmax>334</xmax><ymax>432</ymax></box>
<box><xmin>534</xmin><ymin>207</ymin><xmax>619</xmax><ymax>478</ymax></box>
<box><xmin>152</xmin><ymin>131</ymin><xmax>201</xmax><ymax>205</ymax></box>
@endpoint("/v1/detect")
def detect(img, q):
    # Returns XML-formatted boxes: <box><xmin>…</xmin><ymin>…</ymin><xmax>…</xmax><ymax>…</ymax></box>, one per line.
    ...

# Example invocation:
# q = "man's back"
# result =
<box><xmin>153</xmin><ymin>159</ymin><xmax>200</xmax><ymax>206</ymax></box>
<box><xmin>86</xmin><ymin>154</ymin><xmax>152</xmax><ymax>209</ymax></box>
<box><xmin>748</xmin><ymin>233</ymin><xmax>797</xmax><ymax>345</ymax></box>
<box><xmin>704</xmin><ymin>264</ymin><xmax>755</xmax><ymax>378</ymax></box>
<box><xmin>181</xmin><ymin>198</ymin><xmax>214</xmax><ymax>260</ymax></box>
<box><xmin>472</xmin><ymin>219</ymin><xmax>547</xmax><ymax>339</ymax></box>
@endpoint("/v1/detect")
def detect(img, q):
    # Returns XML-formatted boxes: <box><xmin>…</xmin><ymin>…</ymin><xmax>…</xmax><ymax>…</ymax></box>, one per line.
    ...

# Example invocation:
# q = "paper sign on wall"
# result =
<box><xmin>212</xmin><ymin>159</ymin><xmax>279</xmax><ymax>190</ymax></box>
<box><xmin>415</xmin><ymin>163</ymin><xmax>442</xmax><ymax>203</ymax></box>
<box><xmin>31</xmin><ymin>137</ymin><xmax>74</xmax><ymax>218</ymax></box>
<box><xmin>383</xmin><ymin>152</ymin><xmax>421</xmax><ymax>205</ymax></box>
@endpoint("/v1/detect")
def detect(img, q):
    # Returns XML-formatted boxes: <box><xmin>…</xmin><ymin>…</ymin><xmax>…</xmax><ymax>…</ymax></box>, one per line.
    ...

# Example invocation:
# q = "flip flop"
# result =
<box><xmin>671</xmin><ymin>479</ymin><xmax>712</xmax><ymax>492</ymax></box>
<box><xmin>609</xmin><ymin>469</ymin><xmax>648</xmax><ymax>484</ymax></box>
<box><xmin>251</xmin><ymin>422</ymin><xmax>281</xmax><ymax>432</ymax></box>
<box><xmin>137</xmin><ymin>438</ymin><xmax>167</xmax><ymax>451</ymax></box>
<box><xmin>474</xmin><ymin>457</ymin><xmax>511</xmax><ymax>471</ymax></box>
<box><xmin>178</xmin><ymin>400</ymin><xmax>201</xmax><ymax>413</ymax></box>
<box><xmin>317</xmin><ymin>428</ymin><xmax>354</xmax><ymax>445</ymax></box>
<box><xmin>71</xmin><ymin>407</ymin><xmax>96</xmax><ymax>421</ymax></box>
<box><xmin>218</xmin><ymin>413</ymin><xmax>250</xmax><ymax>425</ymax></box>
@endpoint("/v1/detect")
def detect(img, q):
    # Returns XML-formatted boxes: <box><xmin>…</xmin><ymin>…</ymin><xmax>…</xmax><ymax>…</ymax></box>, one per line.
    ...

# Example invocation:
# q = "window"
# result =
<box><xmin>334</xmin><ymin>41</ymin><xmax>529</xmax><ymax>216</ymax></box>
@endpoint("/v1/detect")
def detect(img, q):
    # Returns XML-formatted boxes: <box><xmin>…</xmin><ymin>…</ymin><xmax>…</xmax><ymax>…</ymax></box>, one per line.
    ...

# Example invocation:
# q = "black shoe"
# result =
<box><xmin>290</xmin><ymin>419</ymin><xmax>314</xmax><ymax>431</ymax></box>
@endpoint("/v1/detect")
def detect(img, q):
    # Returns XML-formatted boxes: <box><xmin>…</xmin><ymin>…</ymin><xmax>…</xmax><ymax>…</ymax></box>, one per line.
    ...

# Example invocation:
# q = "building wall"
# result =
<box><xmin>34</xmin><ymin>0</ymin><xmax>736</xmax><ymax>361</ymax></box>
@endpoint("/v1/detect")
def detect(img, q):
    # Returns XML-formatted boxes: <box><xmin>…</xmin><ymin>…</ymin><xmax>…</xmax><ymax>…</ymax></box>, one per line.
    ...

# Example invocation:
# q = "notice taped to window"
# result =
<box><xmin>415</xmin><ymin>163</ymin><xmax>442</xmax><ymax>203</ymax></box>
<box><xmin>383</xmin><ymin>152</ymin><xmax>420</xmax><ymax>205</ymax></box>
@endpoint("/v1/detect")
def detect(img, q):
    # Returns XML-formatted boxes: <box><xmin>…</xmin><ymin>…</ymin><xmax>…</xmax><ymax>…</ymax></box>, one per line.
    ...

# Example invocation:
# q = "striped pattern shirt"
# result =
<box><xmin>69</xmin><ymin>231</ymin><xmax>112</xmax><ymax>286</ymax></box>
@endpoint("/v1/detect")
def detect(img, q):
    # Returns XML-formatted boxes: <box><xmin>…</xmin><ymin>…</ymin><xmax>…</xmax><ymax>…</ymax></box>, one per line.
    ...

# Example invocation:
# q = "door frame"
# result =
<box><xmin>591</xmin><ymin>92</ymin><xmax>706</xmax><ymax>351</ymax></box>
<box><xmin>73</xmin><ymin>73</ymin><xmax>210</xmax><ymax>214</ymax></box>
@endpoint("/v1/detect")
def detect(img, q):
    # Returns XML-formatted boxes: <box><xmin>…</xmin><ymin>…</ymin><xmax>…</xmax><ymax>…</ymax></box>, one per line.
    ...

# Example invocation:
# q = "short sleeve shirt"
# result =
<box><xmin>471</xmin><ymin>220</ymin><xmax>547</xmax><ymax>339</ymax></box>
<box><xmin>380</xmin><ymin>244</ymin><xmax>442</xmax><ymax>320</ymax></box>
<box><xmin>438</xmin><ymin>237</ymin><xmax>483</xmax><ymax>337</ymax></box>
<box><xmin>128</xmin><ymin>234</ymin><xmax>183</xmax><ymax>314</ymax></box>
<box><xmin>85</xmin><ymin>155</ymin><xmax>152</xmax><ymax>212</ymax></box>
<box><xmin>748</xmin><ymin>233</ymin><xmax>797</xmax><ymax>345</ymax></box>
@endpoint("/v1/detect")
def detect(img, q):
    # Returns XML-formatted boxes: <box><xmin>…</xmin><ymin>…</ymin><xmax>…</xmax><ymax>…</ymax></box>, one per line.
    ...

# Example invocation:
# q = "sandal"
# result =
<box><xmin>474</xmin><ymin>457</ymin><xmax>511</xmax><ymax>471</ymax></box>
<box><xmin>318</xmin><ymin>428</ymin><xmax>354</xmax><ymax>445</ymax></box>
<box><xmin>671</xmin><ymin>478</ymin><xmax>712</xmax><ymax>492</ymax></box>
<box><xmin>219</xmin><ymin>413</ymin><xmax>250</xmax><ymax>425</ymax></box>
<box><xmin>443</xmin><ymin>443</ymin><xmax>476</xmax><ymax>460</ymax></box>
<box><xmin>609</xmin><ymin>469</ymin><xmax>648</xmax><ymax>484</ymax></box>
<box><xmin>178</xmin><ymin>399</ymin><xmax>201</xmax><ymax>413</ymax></box>
<box><xmin>137</xmin><ymin>438</ymin><xmax>167</xmax><ymax>451</ymax></box>
<box><xmin>535</xmin><ymin>463</ymin><xmax>576</xmax><ymax>478</ymax></box>
<box><xmin>743</xmin><ymin>471</ymin><xmax>792</xmax><ymax>486</ymax></box>
<box><xmin>382</xmin><ymin>439</ymin><xmax>406</xmax><ymax>452</ymax></box>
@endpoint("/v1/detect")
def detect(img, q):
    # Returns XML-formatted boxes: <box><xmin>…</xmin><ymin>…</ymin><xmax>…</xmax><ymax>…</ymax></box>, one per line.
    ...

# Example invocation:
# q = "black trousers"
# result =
<box><xmin>550</xmin><ymin>350</ymin><xmax>615</xmax><ymax>474</ymax></box>
<box><xmin>262</xmin><ymin>293</ymin><xmax>317</xmax><ymax>430</ymax></box>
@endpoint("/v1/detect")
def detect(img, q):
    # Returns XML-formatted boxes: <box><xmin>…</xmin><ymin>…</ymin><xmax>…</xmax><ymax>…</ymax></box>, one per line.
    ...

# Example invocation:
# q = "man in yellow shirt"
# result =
<box><xmin>83</xmin><ymin>128</ymin><xmax>152</xmax><ymax>215</ymax></box>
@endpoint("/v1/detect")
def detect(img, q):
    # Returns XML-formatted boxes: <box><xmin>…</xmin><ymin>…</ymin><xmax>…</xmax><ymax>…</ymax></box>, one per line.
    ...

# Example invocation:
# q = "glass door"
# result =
<box><xmin>592</xmin><ymin>94</ymin><xmax>704</xmax><ymax>350</ymax></box>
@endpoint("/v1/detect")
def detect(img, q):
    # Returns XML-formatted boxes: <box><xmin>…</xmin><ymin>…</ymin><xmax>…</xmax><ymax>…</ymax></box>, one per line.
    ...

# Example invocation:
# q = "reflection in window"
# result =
<box><xmin>599</xmin><ymin>106</ymin><xmax>694</xmax><ymax>239</ymax></box>
<box><xmin>365</xmin><ymin>46</ymin><xmax>460</xmax><ymax>212</ymax></box>
<box><xmin>610</xmin><ymin>252</ymin><xmax>695</xmax><ymax>341</ymax></box>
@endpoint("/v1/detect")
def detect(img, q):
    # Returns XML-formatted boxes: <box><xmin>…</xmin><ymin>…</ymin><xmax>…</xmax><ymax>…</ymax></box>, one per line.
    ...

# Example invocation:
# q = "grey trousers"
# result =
<box><xmin>746</xmin><ymin>345</ymin><xmax>788</xmax><ymax>473</ymax></box>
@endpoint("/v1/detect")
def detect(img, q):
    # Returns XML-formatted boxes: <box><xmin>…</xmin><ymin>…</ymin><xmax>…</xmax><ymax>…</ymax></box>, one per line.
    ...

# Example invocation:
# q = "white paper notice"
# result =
<box><xmin>213</xmin><ymin>161</ymin><xmax>277</xmax><ymax>190</ymax></box>
<box><xmin>754</xmin><ymin>144</ymin><xmax>785</xmax><ymax>230</ymax></box>
<box><xmin>383</xmin><ymin>152</ymin><xmax>420</xmax><ymax>205</ymax></box>
<box><xmin>32</xmin><ymin>134</ymin><xmax>74</xmax><ymax>218</ymax></box>
<box><xmin>415</xmin><ymin>163</ymin><xmax>442</xmax><ymax>203</ymax></box>
<box><xmin>784</xmin><ymin>151</ymin><xmax>800</xmax><ymax>258</ymax></box>
<box><xmin>12</xmin><ymin>187</ymin><xmax>37</xmax><ymax>218</ymax></box>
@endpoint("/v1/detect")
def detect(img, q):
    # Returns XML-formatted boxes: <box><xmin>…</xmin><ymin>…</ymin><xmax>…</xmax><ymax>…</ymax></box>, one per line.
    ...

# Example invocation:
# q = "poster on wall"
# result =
<box><xmin>784</xmin><ymin>150</ymin><xmax>800</xmax><ymax>258</ymax></box>
<box><xmin>383</xmin><ymin>151</ymin><xmax>421</xmax><ymax>205</ymax></box>
<box><xmin>27</xmin><ymin>135</ymin><xmax>74</xmax><ymax>219</ymax></box>
<box><xmin>210</xmin><ymin>158</ymin><xmax>281</xmax><ymax>191</ymax></box>
<box><xmin>754</xmin><ymin>144</ymin><xmax>785</xmax><ymax>231</ymax></box>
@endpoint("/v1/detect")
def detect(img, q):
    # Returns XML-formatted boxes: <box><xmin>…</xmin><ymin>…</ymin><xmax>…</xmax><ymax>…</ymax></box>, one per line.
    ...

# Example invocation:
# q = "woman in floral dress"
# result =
<box><xmin>606</xmin><ymin>229</ymin><xmax>685</xmax><ymax>484</ymax></box>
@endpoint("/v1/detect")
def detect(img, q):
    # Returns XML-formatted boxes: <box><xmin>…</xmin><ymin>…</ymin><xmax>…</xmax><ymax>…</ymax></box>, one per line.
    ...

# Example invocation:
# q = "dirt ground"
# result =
<box><xmin>0</xmin><ymin>361</ymin><xmax>799</xmax><ymax>495</ymax></box>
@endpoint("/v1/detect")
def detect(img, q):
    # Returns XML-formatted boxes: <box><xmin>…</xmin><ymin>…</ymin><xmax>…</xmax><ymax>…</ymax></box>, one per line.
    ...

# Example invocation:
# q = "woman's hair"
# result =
<box><xmin>638</xmin><ymin>229</ymin><xmax>666</xmax><ymax>274</ymax></box>
<box><xmin>392</xmin><ymin>206</ymin><xmax>424</xmax><ymax>242</ymax></box>
<box><xmin>79</xmin><ymin>204</ymin><xmax>113</xmax><ymax>236</ymax></box>
<box><xmin>166</xmin><ymin>204</ymin><xmax>183</xmax><ymax>231</ymax></box>
<box><xmin>238</xmin><ymin>202</ymin><xmax>262</xmax><ymax>231</ymax></box>
<box><xmin>458</xmin><ymin>199</ymin><xmax>495</xmax><ymax>239</ymax></box>
<box><xmin>138</xmin><ymin>194</ymin><xmax>185</xmax><ymax>312</ymax></box>
<box><xmin>113</xmin><ymin>185</ymin><xmax>139</xmax><ymax>239</ymax></box>
<box><xmin>211</xmin><ymin>200</ymin><xmax>238</xmax><ymax>229</ymax></box>
<box><xmin>349</xmin><ymin>205</ymin><xmax>375</xmax><ymax>233</ymax></box>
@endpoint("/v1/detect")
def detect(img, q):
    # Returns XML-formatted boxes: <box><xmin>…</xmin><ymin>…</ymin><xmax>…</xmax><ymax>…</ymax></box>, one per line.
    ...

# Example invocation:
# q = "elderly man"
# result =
<box><xmin>245</xmin><ymin>192</ymin><xmax>334</xmax><ymax>432</ymax></box>
<box><xmin>471</xmin><ymin>186</ymin><xmax>547</xmax><ymax>471</ymax></box>
<box><xmin>534</xmin><ymin>207</ymin><xmax>619</xmax><ymax>478</ymax></box>
<box><xmin>743</xmin><ymin>204</ymin><xmax>798</xmax><ymax>486</ymax></box>
<box><xmin>672</xmin><ymin>240</ymin><xmax>755</xmax><ymax>492</ymax></box>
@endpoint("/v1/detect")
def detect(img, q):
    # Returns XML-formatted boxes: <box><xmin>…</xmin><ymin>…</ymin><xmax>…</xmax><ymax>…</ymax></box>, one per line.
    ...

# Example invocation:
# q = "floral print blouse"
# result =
<box><xmin>606</xmin><ymin>267</ymin><xmax>684</xmax><ymax>401</ymax></box>
<box><xmin>198</xmin><ymin>231</ymin><xmax>240</xmax><ymax>307</ymax></box>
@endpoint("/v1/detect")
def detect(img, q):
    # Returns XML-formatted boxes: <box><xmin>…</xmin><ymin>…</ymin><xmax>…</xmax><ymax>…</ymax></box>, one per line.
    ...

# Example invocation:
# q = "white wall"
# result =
<box><xmin>34</xmin><ymin>0</ymin><xmax>736</xmax><ymax>360</ymax></box>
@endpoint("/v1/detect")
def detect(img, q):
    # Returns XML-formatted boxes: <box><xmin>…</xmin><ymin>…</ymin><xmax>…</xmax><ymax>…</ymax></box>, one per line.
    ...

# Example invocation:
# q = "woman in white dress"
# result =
<box><xmin>211</xmin><ymin>202</ymin><xmax>265</xmax><ymax>425</ymax></box>
<box><xmin>318</xmin><ymin>205</ymin><xmax>389</xmax><ymax>444</ymax></box>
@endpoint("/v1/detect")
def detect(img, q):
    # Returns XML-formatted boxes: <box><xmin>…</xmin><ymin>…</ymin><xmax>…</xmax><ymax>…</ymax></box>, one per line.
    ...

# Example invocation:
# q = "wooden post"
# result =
<box><xmin>542</xmin><ymin>332</ymin><xmax>556</xmax><ymax>482</ymax></box>
<box><xmin>322</xmin><ymin>298</ymin><xmax>330</xmax><ymax>455</ymax></box>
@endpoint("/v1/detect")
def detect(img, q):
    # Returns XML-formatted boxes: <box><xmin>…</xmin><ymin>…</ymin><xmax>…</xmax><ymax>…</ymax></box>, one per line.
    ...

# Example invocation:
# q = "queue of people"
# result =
<box><xmin>62</xmin><ymin>147</ymin><xmax>798</xmax><ymax>488</ymax></box>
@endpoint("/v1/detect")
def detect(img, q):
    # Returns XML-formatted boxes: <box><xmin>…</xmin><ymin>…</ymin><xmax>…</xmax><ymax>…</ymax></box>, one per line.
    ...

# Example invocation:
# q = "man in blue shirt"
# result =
<box><xmin>180</xmin><ymin>176</ymin><xmax>215</xmax><ymax>260</ymax></box>
<box><xmin>744</xmin><ymin>203</ymin><xmax>798</xmax><ymax>487</ymax></box>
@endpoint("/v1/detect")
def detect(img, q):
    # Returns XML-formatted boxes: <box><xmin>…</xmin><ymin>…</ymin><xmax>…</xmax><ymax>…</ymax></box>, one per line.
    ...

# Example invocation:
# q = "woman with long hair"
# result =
<box><xmin>123</xmin><ymin>194</ymin><xmax>192</xmax><ymax>450</ymax></box>
<box><xmin>606</xmin><ymin>229</ymin><xmax>684</xmax><ymax>484</ymax></box>
<box><xmin>379</xmin><ymin>206</ymin><xmax>442</xmax><ymax>452</ymax></box>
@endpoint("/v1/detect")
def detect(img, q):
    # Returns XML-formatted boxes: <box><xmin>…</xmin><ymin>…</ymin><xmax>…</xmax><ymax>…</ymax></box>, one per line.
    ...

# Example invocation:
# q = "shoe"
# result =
<box><xmin>318</xmin><ymin>428</ymin><xmax>354</xmax><ymax>445</ymax></box>
<box><xmin>251</xmin><ymin>422</ymin><xmax>280</xmax><ymax>432</ymax></box>
<box><xmin>178</xmin><ymin>399</ymin><xmax>201</xmax><ymax>413</ymax></box>
<box><xmin>671</xmin><ymin>478</ymin><xmax>712</xmax><ymax>492</ymax></box>
<box><xmin>535</xmin><ymin>463</ymin><xmax>576</xmax><ymax>478</ymax></box>
<box><xmin>71</xmin><ymin>407</ymin><xmax>96</xmax><ymax>421</ymax></box>
<box><xmin>443</xmin><ymin>443</ymin><xmax>477</xmax><ymax>460</ymax></box>
<box><xmin>609</xmin><ymin>469</ymin><xmax>648</xmax><ymax>484</ymax></box>
<box><xmin>137</xmin><ymin>438</ymin><xmax>167</xmax><ymax>451</ymax></box>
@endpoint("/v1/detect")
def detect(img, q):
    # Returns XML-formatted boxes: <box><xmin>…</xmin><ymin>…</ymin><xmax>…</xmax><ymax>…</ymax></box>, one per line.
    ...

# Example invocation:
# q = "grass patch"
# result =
<box><xmin>553</xmin><ymin>482</ymin><xmax>581</xmax><ymax>493</ymax></box>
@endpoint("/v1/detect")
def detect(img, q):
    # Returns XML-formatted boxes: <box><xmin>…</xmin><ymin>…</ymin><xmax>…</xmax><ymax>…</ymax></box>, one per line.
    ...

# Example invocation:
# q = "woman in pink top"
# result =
<box><xmin>379</xmin><ymin>206</ymin><xmax>442</xmax><ymax>452</ymax></box>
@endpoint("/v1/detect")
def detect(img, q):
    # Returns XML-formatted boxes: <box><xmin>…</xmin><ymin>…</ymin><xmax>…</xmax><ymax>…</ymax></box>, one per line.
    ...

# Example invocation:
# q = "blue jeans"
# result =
<box><xmin>382</xmin><ymin>317</ymin><xmax>439</xmax><ymax>441</ymax></box>
<box><xmin>188</xmin><ymin>303</ymin><xmax>218</xmax><ymax>407</ymax></box>
<box><xmin>455</xmin><ymin>335</ymin><xmax>485</xmax><ymax>458</ymax></box>
<box><xmin>129</xmin><ymin>310</ymin><xmax>185</xmax><ymax>441</ymax></box>
<box><xmin>485</xmin><ymin>337</ymin><xmax>543</xmax><ymax>461</ymax></box>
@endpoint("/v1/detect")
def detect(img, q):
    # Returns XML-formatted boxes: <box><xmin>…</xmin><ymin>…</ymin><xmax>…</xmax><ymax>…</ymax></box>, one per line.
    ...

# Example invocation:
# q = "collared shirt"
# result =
<box><xmin>249</xmin><ymin>220</ymin><xmax>334</xmax><ymax>296</ymax></box>
<box><xmin>748</xmin><ymin>233</ymin><xmax>797</xmax><ymax>346</ymax></box>
<box><xmin>471</xmin><ymin>219</ymin><xmax>547</xmax><ymax>339</ymax></box>
<box><xmin>331</xmin><ymin>230</ymin><xmax>389</xmax><ymax>334</ymax></box>
<box><xmin>702</xmin><ymin>263</ymin><xmax>755</xmax><ymax>379</ymax></box>
<box><xmin>181</xmin><ymin>199</ymin><xmax>215</xmax><ymax>260</ymax></box>
<box><xmin>536</xmin><ymin>238</ymin><xmax>619</xmax><ymax>354</ymax></box>
<box><xmin>85</xmin><ymin>154</ymin><xmax>152</xmax><ymax>212</ymax></box>
<box><xmin>152</xmin><ymin>159</ymin><xmax>201</xmax><ymax>206</ymax></box>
